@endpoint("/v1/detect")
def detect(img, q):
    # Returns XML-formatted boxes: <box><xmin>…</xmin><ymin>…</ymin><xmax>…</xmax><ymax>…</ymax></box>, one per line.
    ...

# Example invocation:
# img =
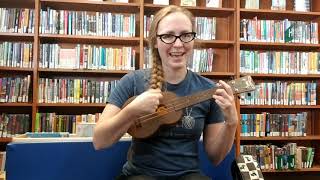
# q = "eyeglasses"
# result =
<box><xmin>157</xmin><ymin>32</ymin><xmax>196</xmax><ymax>44</ymax></box>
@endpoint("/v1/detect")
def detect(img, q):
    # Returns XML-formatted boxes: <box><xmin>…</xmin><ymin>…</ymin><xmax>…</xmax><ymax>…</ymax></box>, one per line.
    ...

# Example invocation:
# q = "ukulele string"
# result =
<box><xmin>135</xmin><ymin>78</ymin><xmax>247</xmax><ymax>125</ymax></box>
<box><xmin>136</xmin><ymin>88</ymin><xmax>216</xmax><ymax>123</ymax></box>
<box><xmin>136</xmin><ymin>90</ymin><xmax>212</xmax><ymax>124</ymax></box>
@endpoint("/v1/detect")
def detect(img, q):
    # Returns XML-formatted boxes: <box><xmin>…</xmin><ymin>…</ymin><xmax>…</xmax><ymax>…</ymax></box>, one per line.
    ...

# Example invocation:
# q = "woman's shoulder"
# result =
<box><xmin>123</xmin><ymin>69</ymin><xmax>151</xmax><ymax>80</ymax></box>
<box><xmin>188</xmin><ymin>70</ymin><xmax>216</xmax><ymax>88</ymax></box>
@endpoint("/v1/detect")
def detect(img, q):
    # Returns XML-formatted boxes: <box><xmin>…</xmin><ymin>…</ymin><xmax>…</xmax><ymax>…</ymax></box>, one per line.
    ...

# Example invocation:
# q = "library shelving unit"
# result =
<box><xmin>238</xmin><ymin>0</ymin><xmax>320</xmax><ymax>179</ymax></box>
<box><xmin>0</xmin><ymin>0</ymin><xmax>319</xmax><ymax>179</ymax></box>
<box><xmin>0</xmin><ymin>0</ymin><xmax>36</xmax><ymax>149</ymax></box>
<box><xmin>35</xmin><ymin>0</ymin><xmax>140</xmax><ymax>121</ymax></box>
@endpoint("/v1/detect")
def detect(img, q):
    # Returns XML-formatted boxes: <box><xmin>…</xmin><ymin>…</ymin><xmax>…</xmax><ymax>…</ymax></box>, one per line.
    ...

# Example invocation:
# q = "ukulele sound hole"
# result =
<box><xmin>156</xmin><ymin>105</ymin><xmax>167</xmax><ymax>113</ymax></box>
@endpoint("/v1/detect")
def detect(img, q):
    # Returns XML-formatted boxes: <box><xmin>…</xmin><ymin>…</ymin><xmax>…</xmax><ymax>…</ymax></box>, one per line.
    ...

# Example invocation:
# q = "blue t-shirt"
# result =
<box><xmin>107</xmin><ymin>69</ymin><xmax>224</xmax><ymax>177</ymax></box>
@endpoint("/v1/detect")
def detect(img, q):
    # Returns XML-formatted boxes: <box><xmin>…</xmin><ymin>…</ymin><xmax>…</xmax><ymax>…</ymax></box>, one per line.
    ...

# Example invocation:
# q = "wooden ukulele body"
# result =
<box><xmin>124</xmin><ymin>91</ymin><xmax>183</xmax><ymax>139</ymax></box>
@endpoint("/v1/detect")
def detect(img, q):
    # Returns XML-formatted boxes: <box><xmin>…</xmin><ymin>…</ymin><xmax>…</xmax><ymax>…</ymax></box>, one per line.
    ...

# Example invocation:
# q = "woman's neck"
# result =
<box><xmin>163</xmin><ymin>67</ymin><xmax>187</xmax><ymax>84</ymax></box>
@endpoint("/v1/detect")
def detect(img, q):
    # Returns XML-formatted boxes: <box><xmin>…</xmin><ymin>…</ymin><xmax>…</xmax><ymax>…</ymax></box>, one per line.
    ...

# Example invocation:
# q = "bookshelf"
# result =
<box><xmin>0</xmin><ymin>0</ymin><xmax>319</xmax><ymax>178</ymax></box>
<box><xmin>238</xmin><ymin>0</ymin><xmax>320</xmax><ymax>179</ymax></box>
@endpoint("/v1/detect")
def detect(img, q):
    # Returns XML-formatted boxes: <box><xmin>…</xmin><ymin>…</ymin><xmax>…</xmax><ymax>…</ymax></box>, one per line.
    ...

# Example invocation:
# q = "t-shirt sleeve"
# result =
<box><xmin>205</xmin><ymin>81</ymin><xmax>225</xmax><ymax>124</ymax></box>
<box><xmin>206</xmin><ymin>99</ymin><xmax>225</xmax><ymax>124</ymax></box>
<box><xmin>107</xmin><ymin>72</ymin><xmax>135</xmax><ymax>108</ymax></box>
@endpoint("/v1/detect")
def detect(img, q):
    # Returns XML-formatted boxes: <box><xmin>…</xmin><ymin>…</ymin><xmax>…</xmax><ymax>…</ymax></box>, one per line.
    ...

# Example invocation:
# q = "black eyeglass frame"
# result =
<box><xmin>156</xmin><ymin>32</ymin><xmax>197</xmax><ymax>44</ymax></box>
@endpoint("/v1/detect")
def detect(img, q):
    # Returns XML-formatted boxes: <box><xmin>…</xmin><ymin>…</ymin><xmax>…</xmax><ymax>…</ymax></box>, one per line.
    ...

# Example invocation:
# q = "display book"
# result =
<box><xmin>239</xmin><ymin>0</ymin><xmax>320</xmax><ymax>174</ymax></box>
<box><xmin>0</xmin><ymin>0</ymin><xmax>319</xmax><ymax>176</ymax></box>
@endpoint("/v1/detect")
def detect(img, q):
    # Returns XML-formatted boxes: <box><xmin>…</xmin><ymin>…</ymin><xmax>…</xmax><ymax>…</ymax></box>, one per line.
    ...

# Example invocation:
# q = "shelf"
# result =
<box><xmin>195</xmin><ymin>40</ymin><xmax>235</xmax><ymax>48</ymax></box>
<box><xmin>0</xmin><ymin>137</ymin><xmax>12</xmax><ymax>143</ymax></box>
<box><xmin>0</xmin><ymin>0</ymin><xmax>34</xmax><ymax>8</ymax></box>
<box><xmin>240</xmin><ymin>73</ymin><xmax>320</xmax><ymax>80</ymax></box>
<box><xmin>240</xmin><ymin>42</ymin><xmax>320</xmax><ymax>51</ymax></box>
<box><xmin>199</xmin><ymin>72</ymin><xmax>235</xmax><ymax>77</ymax></box>
<box><xmin>0</xmin><ymin>103</ymin><xmax>32</xmax><ymax>107</ymax></box>
<box><xmin>144</xmin><ymin>39</ymin><xmax>235</xmax><ymax>48</ymax></box>
<box><xmin>0</xmin><ymin>67</ymin><xmax>33</xmax><ymax>73</ymax></box>
<box><xmin>144</xmin><ymin>4</ymin><xmax>235</xmax><ymax>17</ymax></box>
<box><xmin>40</xmin><ymin>34</ymin><xmax>140</xmax><ymax>46</ymax></box>
<box><xmin>38</xmin><ymin>68</ymin><xmax>130</xmax><ymax>77</ymax></box>
<box><xmin>40</xmin><ymin>0</ymin><xmax>140</xmax><ymax>13</ymax></box>
<box><xmin>240</xmin><ymin>9</ymin><xmax>320</xmax><ymax>21</ymax></box>
<box><xmin>241</xmin><ymin>135</ymin><xmax>320</xmax><ymax>141</ymax></box>
<box><xmin>37</xmin><ymin>103</ymin><xmax>106</xmax><ymax>107</ymax></box>
<box><xmin>0</xmin><ymin>32</ymin><xmax>34</xmax><ymax>41</ymax></box>
<box><xmin>262</xmin><ymin>166</ymin><xmax>320</xmax><ymax>173</ymax></box>
<box><xmin>240</xmin><ymin>105</ymin><xmax>320</xmax><ymax>109</ymax></box>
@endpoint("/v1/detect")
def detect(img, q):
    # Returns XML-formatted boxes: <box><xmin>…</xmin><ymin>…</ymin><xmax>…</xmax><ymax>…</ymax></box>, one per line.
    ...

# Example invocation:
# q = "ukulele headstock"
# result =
<box><xmin>227</xmin><ymin>76</ymin><xmax>255</xmax><ymax>94</ymax></box>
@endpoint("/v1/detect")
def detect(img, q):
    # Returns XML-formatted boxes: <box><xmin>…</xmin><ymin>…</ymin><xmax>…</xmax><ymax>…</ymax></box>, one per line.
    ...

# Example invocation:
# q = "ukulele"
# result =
<box><xmin>124</xmin><ymin>76</ymin><xmax>256</xmax><ymax>139</ymax></box>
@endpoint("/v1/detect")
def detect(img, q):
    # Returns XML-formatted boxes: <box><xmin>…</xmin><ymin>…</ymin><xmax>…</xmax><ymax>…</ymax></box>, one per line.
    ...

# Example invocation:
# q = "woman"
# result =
<box><xmin>93</xmin><ymin>5</ymin><xmax>238</xmax><ymax>180</ymax></box>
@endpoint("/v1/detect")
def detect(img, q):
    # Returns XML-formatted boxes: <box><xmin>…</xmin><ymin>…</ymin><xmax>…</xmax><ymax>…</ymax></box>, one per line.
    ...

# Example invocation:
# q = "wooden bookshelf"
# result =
<box><xmin>240</xmin><ymin>105</ymin><xmax>320</xmax><ymax>109</ymax></box>
<box><xmin>238</xmin><ymin>0</ymin><xmax>320</xmax><ymax>179</ymax></box>
<box><xmin>0</xmin><ymin>0</ymin><xmax>319</xmax><ymax>178</ymax></box>
<box><xmin>241</xmin><ymin>135</ymin><xmax>320</xmax><ymax>141</ymax></box>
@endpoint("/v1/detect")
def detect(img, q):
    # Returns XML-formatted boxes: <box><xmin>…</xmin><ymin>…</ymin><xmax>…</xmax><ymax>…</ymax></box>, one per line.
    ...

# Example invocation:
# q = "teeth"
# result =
<box><xmin>170</xmin><ymin>52</ymin><xmax>184</xmax><ymax>56</ymax></box>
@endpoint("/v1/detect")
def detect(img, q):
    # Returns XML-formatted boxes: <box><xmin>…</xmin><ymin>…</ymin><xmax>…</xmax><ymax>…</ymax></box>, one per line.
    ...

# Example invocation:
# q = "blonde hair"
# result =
<box><xmin>148</xmin><ymin>5</ymin><xmax>195</xmax><ymax>90</ymax></box>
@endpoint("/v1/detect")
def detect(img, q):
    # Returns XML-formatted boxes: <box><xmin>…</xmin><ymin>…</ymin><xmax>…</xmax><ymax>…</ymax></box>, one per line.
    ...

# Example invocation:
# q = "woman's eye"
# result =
<box><xmin>182</xmin><ymin>33</ymin><xmax>191</xmax><ymax>38</ymax></box>
<box><xmin>162</xmin><ymin>34</ymin><xmax>174</xmax><ymax>39</ymax></box>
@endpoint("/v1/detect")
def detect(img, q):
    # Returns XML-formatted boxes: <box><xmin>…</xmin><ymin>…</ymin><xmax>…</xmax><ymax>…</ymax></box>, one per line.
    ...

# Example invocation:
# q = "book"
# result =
<box><xmin>206</xmin><ymin>0</ymin><xmax>222</xmax><ymax>8</ymax></box>
<box><xmin>153</xmin><ymin>0</ymin><xmax>169</xmax><ymax>5</ymax></box>
<box><xmin>25</xmin><ymin>132</ymin><xmax>70</xmax><ymax>138</ymax></box>
<box><xmin>181</xmin><ymin>0</ymin><xmax>196</xmax><ymax>6</ymax></box>
<box><xmin>0</xmin><ymin>152</ymin><xmax>5</xmax><ymax>172</ymax></box>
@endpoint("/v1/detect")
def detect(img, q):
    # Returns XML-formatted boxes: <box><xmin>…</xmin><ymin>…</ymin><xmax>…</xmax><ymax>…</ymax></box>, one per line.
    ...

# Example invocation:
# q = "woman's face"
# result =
<box><xmin>155</xmin><ymin>12</ymin><xmax>194</xmax><ymax>71</ymax></box>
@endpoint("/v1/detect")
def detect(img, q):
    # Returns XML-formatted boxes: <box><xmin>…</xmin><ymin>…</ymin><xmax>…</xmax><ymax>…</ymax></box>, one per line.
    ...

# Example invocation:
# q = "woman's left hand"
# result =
<box><xmin>212</xmin><ymin>80</ymin><xmax>238</xmax><ymax>126</ymax></box>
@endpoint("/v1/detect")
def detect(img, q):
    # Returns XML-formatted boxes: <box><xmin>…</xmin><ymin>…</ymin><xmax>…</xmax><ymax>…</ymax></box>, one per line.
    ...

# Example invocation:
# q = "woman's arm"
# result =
<box><xmin>203</xmin><ymin>80</ymin><xmax>238</xmax><ymax>165</ymax></box>
<box><xmin>93</xmin><ymin>89</ymin><xmax>163</xmax><ymax>150</ymax></box>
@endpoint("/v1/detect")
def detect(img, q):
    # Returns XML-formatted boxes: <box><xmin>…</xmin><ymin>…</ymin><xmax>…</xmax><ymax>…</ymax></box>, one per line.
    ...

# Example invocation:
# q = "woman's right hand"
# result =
<box><xmin>126</xmin><ymin>89</ymin><xmax>163</xmax><ymax>116</ymax></box>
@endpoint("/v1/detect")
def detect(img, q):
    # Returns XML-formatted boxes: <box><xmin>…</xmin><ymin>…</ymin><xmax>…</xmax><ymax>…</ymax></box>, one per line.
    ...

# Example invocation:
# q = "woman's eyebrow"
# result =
<box><xmin>159</xmin><ymin>30</ymin><xmax>192</xmax><ymax>34</ymax></box>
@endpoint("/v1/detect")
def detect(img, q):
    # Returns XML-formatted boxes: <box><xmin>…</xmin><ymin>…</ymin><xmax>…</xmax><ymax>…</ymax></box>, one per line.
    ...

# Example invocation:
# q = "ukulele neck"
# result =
<box><xmin>174</xmin><ymin>88</ymin><xmax>220</xmax><ymax>111</ymax></box>
<box><xmin>172</xmin><ymin>76</ymin><xmax>255</xmax><ymax>111</ymax></box>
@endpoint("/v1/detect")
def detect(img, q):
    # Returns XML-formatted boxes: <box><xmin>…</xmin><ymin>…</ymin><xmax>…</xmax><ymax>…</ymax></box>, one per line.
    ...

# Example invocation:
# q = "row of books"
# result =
<box><xmin>240</xmin><ymin>81</ymin><xmax>317</xmax><ymax>106</ymax></box>
<box><xmin>40</xmin><ymin>8</ymin><xmax>136</xmax><ymax>37</ymax></box>
<box><xmin>240</xmin><ymin>50</ymin><xmax>320</xmax><ymax>74</ymax></box>
<box><xmin>244</xmin><ymin>0</ymin><xmax>260</xmax><ymax>9</ymax></box>
<box><xmin>152</xmin><ymin>0</ymin><xmax>222</xmax><ymax>7</ymax></box>
<box><xmin>0</xmin><ymin>113</ymin><xmax>30</xmax><ymax>138</ymax></box>
<box><xmin>38</xmin><ymin>78</ymin><xmax>118</xmax><ymax>104</ymax></box>
<box><xmin>270</xmin><ymin>0</ymin><xmax>286</xmax><ymax>10</ymax></box>
<box><xmin>240</xmin><ymin>18</ymin><xmax>318</xmax><ymax>44</ymax></box>
<box><xmin>245</xmin><ymin>0</ymin><xmax>310</xmax><ymax>12</ymax></box>
<box><xmin>241</xmin><ymin>143</ymin><xmax>315</xmax><ymax>170</ymax></box>
<box><xmin>195</xmin><ymin>17</ymin><xmax>216</xmax><ymax>40</ymax></box>
<box><xmin>187</xmin><ymin>48</ymin><xmax>214</xmax><ymax>72</ymax></box>
<box><xmin>144</xmin><ymin>16</ymin><xmax>216</xmax><ymax>40</ymax></box>
<box><xmin>91</xmin><ymin>0</ymin><xmax>223</xmax><ymax>8</ymax></box>
<box><xmin>0</xmin><ymin>42</ymin><xmax>33</xmax><ymax>68</ymax></box>
<box><xmin>240</xmin><ymin>112</ymin><xmax>307</xmax><ymax>137</ymax></box>
<box><xmin>0</xmin><ymin>8</ymin><xmax>35</xmax><ymax>33</ymax></box>
<box><xmin>0</xmin><ymin>76</ymin><xmax>31</xmax><ymax>103</ymax></box>
<box><xmin>35</xmin><ymin>113</ymin><xmax>101</xmax><ymax>134</ymax></box>
<box><xmin>40</xmin><ymin>44</ymin><xmax>136</xmax><ymax>70</ymax></box>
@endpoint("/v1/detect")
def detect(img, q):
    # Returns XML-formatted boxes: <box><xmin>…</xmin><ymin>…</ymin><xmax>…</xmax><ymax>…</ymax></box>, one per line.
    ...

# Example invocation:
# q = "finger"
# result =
<box><xmin>214</xmin><ymin>98</ymin><xmax>226</xmax><ymax>110</ymax></box>
<box><xmin>148</xmin><ymin>88</ymin><xmax>161</xmax><ymax>93</ymax></box>
<box><xmin>213</xmin><ymin>94</ymin><xmax>234</xmax><ymax>107</ymax></box>
<box><xmin>218</xmin><ymin>80</ymin><xmax>233</xmax><ymax>96</ymax></box>
<box><xmin>212</xmin><ymin>94</ymin><xmax>226</xmax><ymax>103</ymax></box>
<box><xmin>214</xmin><ymin>89</ymin><xmax>231</xmax><ymax>100</ymax></box>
